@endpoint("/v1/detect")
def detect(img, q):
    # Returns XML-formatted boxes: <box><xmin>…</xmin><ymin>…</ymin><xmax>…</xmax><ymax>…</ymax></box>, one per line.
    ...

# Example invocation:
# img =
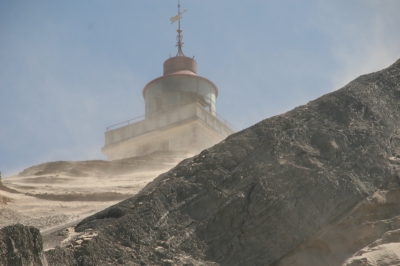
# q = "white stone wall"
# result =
<box><xmin>102</xmin><ymin>103</ymin><xmax>235</xmax><ymax>160</ymax></box>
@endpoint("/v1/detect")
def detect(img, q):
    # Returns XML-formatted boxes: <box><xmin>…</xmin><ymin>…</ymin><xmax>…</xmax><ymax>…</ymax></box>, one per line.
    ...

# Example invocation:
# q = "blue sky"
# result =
<box><xmin>1</xmin><ymin>1</ymin><xmax>400</xmax><ymax>177</ymax></box>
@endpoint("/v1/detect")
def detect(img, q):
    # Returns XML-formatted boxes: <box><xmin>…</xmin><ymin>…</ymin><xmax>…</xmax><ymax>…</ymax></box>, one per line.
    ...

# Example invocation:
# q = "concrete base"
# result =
<box><xmin>102</xmin><ymin>118</ymin><xmax>225</xmax><ymax>160</ymax></box>
<box><xmin>102</xmin><ymin>102</ymin><xmax>235</xmax><ymax>161</ymax></box>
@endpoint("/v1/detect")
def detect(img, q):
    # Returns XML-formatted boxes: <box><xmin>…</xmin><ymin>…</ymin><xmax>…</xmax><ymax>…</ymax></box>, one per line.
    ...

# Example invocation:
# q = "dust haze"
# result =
<box><xmin>0</xmin><ymin>151</ymin><xmax>190</xmax><ymax>250</ymax></box>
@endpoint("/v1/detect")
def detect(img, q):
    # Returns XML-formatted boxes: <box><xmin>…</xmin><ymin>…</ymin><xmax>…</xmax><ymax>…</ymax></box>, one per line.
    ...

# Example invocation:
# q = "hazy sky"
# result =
<box><xmin>1</xmin><ymin>1</ymin><xmax>400</xmax><ymax>177</ymax></box>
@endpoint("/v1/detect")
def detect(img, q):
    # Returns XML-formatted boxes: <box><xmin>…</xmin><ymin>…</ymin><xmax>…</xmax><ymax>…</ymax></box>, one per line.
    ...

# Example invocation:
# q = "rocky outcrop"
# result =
<box><xmin>0</xmin><ymin>224</ymin><xmax>47</xmax><ymax>266</ymax></box>
<box><xmin>41</xmin><ymin>58</ymin><xmax>400</xmax><ymax>265</ymax></box>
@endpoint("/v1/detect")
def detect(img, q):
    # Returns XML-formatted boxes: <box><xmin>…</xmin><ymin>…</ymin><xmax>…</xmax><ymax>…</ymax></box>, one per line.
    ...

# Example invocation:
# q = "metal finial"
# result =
<box><xmin>170</xmin><ymin>0</ymin><xmax>186</xmax><ymax>57</ymax></box>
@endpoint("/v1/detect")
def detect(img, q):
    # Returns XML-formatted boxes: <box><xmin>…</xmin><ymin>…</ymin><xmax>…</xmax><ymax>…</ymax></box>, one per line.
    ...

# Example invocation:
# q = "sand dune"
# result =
<box><xmin>0</xmin><ymin>151</ymin><xmax>190</xmax><ymax>249</ymax></box>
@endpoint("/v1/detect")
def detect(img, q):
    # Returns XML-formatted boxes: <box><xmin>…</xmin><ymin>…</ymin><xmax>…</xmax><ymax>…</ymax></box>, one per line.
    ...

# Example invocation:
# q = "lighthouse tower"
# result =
<box><xmin>102</xmin><ymin>2</ymin><xmax>235</xmax><ymax>160</ymax></box>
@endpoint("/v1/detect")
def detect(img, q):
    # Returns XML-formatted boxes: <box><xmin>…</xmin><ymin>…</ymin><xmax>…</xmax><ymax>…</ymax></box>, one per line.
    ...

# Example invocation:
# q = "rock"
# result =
<box><xmin>0</xmin><ymin>224</ymin><xmax>47</xmax><ymax>266</ymax></box>
<box><xmin>154</xmin><ymin>246</ymin><xmax>167</xmax><ymax>257</ymax></box>
<box><xmin>0</xmin><ymin>55</ymin><xmax>379</xmax><ymax>266</ymax></box>
<box><xmin>39</xmin><ymin>58</ymin><xmax>400</xmax><ymax>265</ymax></box>
<box><xmin>163</xmin><ymin>259</ymin><xmax>174</xmax><ymax>266</ymax></box>
<box><xmin>44</xmin><ymin>246</ymin><xmax>75</xmax><ymax>266</ymax></box>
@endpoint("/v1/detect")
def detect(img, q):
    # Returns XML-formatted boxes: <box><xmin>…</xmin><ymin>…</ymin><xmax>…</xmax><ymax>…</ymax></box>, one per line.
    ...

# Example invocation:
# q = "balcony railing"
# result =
<box><xmin>106</xmin><ymin>114</ymin><xmax>146</xmax><ymax>131</ymax></box>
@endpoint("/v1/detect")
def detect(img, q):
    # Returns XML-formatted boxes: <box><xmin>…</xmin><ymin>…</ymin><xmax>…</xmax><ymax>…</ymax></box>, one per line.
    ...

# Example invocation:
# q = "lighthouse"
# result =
<box><xmin>102</xmin><ymin>2</ymin><xmax>235</xmax><ymax>160</ymax></box>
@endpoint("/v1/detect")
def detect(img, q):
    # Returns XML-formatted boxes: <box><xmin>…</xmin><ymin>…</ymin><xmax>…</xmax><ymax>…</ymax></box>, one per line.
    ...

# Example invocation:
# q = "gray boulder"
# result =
<box><xmin>0</xmin><ymin>224</ymin><xmax>47</xmax><ymax>266</ymax></box>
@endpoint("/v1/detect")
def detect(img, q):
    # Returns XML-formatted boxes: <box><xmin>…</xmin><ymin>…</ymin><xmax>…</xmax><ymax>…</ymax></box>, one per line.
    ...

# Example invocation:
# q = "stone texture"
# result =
<box><xmin>0</xmin><ymin>224</ymin><xmax>47</xmax><ymax>266</ymax></box>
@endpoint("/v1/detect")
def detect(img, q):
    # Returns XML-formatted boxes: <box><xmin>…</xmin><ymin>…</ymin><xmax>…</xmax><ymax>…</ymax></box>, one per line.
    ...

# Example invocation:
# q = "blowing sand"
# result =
<box><xmin>0</xmin><ymin>151</ymin><xmax>190</xmax><ymax>249</ymax></box>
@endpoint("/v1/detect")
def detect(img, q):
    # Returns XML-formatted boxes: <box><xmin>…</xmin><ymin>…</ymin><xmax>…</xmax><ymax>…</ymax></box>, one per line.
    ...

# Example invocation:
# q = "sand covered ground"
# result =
<box><xmin>0</xmin><ymin>151</ymin><xmax>190</xmax><ymax>249</ymax></box>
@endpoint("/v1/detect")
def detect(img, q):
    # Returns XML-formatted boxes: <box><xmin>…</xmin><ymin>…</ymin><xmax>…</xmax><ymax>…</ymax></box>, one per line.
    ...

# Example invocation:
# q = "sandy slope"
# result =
<box><xmin>0</xmin><ymin>151</ymin><xmax>189</xmax><ymax>248</ymax></box>
<box><xmin>342</xmin><ymin>229</ymin><xmax>400</xmax><ymax>266</ymax></box>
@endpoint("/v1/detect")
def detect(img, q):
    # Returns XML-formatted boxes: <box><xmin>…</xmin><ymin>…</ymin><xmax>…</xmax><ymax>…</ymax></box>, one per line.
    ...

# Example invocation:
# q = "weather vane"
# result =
<box><xmin>170</xmin><ymin>0</ymin><xmax>186</xmax><ymax>57</ymax></box>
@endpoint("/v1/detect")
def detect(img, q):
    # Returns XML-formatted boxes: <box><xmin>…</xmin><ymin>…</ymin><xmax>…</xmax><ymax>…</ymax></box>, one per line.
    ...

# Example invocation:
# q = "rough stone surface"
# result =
<box><xmin>0</xmin><ymin>224</ymin><xmax>47</xmax><ymax>266</ymax></box>
<box><xmin>42</xmin><ymin>58</ymin><xmax>400</xmax><ymax>265</ymax></box>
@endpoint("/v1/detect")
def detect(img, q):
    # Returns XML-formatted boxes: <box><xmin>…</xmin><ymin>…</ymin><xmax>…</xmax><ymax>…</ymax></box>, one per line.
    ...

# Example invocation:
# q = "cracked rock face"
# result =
<box><xmin>44</xmin><ymin>58</ymin><xmax>400</xmax><ymax>265</ymax></box>
<box><xmin>0</xmin><ymin>224</ymin><xmax>48</xmax><ymax>266</ymax></box>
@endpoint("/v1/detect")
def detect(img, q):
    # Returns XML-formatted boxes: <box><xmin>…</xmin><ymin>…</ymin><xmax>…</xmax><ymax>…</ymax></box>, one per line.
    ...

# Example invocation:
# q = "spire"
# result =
<box><xmin>170</xmin><ymin>0</ymin><xmax>187</xmax><ymax>57</ymax></box>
